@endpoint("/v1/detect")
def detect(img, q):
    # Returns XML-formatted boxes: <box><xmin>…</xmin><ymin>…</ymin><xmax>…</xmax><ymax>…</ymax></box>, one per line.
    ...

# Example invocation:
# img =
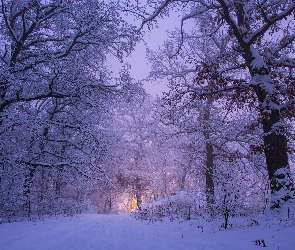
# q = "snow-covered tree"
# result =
<box><xmin>0</xmin><ymin>1</ymin><xmax>141</xmax><ymax>219</ymax></box>
<box><xmin>133</xmin><ymin>0</ymin><xmax>295</xmax><ymax>209</ymax></box>
<box><xmin>0</xmin><ymin>0</ymin><xmax>138</xmax><ymax>112</ymax></box>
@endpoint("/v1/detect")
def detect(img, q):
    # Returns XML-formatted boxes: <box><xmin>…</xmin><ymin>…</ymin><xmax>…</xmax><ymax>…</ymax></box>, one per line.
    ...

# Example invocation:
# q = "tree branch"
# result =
<box><xmin>248</xmin><ymin>2</ymin><xmax>295</xmax><ymax>45</ymax></box>
<box><xmin>137</xmin><ymin>0</ymin><xmax>171</xmax><ymax>31</ymax></box>
<box><xmin>216</xmin><ymin>0</ymin><xmax>246</xmax><ymax>48</ymax></box>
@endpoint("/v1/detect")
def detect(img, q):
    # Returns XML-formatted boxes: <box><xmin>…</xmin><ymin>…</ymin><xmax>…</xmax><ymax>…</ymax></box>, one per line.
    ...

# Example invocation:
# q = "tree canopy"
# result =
<box><xmin>1</xmin><ymin>0</ymin><xmax>295</xmax><ymax>221</ymax></box>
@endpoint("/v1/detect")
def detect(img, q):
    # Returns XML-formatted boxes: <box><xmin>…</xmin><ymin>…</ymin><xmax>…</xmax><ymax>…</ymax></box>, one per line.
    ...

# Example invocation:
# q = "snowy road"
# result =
<box><xmin>0</xmin><ymin>214</ymin><xmax>294</xmax><ymax>250</ymax></box>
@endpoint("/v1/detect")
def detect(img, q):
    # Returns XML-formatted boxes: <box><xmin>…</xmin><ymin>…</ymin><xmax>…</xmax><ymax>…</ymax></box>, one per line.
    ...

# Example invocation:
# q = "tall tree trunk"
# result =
<box><xmin>205</xmin><ymin>143</ymin><xmax>215</xmax><ymax>205</ymax></box>
<box><xmin>254</xmin><ymin>83</ymin><xmax>294</xmax><ymax>209</ymax></box>
<box><xmin>251</xmin><ymin>68</ymin><xmax>294</xmax><ymax>209</ymax></box>
<box><xmin>23</xmin><ymin>166</ymin><xmax>36</xmax><ymax>218</ymax></box>
<box><xmin>55</xmin><ymin>142</ymin><xmax>66</xmax><ymax>200</ymax></box>
<box><xmin>135</xmin><ymin>175</ymin><xmax>142</xmax><ymax>208</ymax></box>
<box><xmin>241</xmin><ymin>42</ymin><xmax>295</xmax><ymax>208</ymax></box>
<box><xmin>202</xmin><ymin>98</ymin><xmax>215</xmax><ymax>205</ymax></box>
<box><xmin>179</xmin><ymin>169</ymin><xmax>187</xmax><ymax>191</ymax></box>
<box><xmin>230</xmin><ymin>1</ymin><xmax>294</xmax><ymax>209</ymax></box>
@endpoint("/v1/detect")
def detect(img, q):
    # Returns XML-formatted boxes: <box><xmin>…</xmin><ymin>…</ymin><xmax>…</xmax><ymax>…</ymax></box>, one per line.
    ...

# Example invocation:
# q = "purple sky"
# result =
<box><xmin>108</xmin><ymin>10</ymin><xmax>185</xmax><ymax>97</ymax></box>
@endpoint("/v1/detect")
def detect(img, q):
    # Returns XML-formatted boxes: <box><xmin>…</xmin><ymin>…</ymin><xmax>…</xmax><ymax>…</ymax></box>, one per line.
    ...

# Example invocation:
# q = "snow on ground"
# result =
<box><xmin>0</xmin><ymin>213</ymin><xmax>295</xmax><ymax>250</ymax></box>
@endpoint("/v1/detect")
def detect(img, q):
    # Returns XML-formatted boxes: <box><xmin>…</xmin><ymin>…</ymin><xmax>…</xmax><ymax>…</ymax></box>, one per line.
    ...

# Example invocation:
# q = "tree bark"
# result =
<box><xmin>202</xmin><ymin>98</ymin><xmax>215</xmax><ymax>205</ymax></box>
<box><xmin>205</xmin><ymin>142</ymin><xmax>215</xmax><ymax>205</ymax></box>
<box><xmin>135</xmin><ymin>175</ymin><xmax>142</xmax><ymax>207</ymax></box>
<box><xmin>23</xmin><ymin>166</ymin><xmax>36</xmax><ymax>218</ymax></box>
<box><xmin>253</xmin><ymin>82</ymin><xmax>294</xmax><ymax>208</ymax></box>
<box><xmin>233</xmin><ymin>1</ymin><xmax>295</xmax><ymax>209</ymax></box>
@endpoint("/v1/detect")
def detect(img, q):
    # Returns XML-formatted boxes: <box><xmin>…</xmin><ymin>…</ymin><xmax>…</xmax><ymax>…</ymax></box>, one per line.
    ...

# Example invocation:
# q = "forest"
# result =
<box><xmin>1</xmin><ymin>0</ymin><xmax>295</xmax><ymax>227</ymax></box>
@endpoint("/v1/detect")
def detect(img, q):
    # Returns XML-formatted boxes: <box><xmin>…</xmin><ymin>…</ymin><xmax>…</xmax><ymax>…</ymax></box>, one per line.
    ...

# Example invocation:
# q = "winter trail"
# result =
<box><xmin>0</xmin><ymin>214</ymin><xmax>294</xmax><ymax>250</ymax></box>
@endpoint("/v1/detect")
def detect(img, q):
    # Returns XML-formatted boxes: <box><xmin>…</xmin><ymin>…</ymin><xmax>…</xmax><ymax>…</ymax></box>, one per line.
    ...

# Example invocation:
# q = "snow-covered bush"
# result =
<box><xmin>133</xmin><ymin>188</ymin><xmax>268</xmax><ymax>229</ymax></box>
<box><xmin>133</xmin><ymin>191</ymin><xmax>206</xmax><ymax>222</ymax></box>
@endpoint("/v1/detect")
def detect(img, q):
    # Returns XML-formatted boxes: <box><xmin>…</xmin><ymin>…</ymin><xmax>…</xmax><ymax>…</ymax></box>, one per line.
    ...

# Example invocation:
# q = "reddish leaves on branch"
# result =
<box><xmin>250</xmin><ymin>144</ymin><xmax>264</xmax><ymax>155</ymax></box>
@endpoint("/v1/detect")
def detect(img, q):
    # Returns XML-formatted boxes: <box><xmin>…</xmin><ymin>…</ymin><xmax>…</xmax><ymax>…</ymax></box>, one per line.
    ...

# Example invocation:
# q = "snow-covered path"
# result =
<box><xmin>0</xmin><ymin>214</ymin><xmax>294</xmax><ymax>250</ymax></box>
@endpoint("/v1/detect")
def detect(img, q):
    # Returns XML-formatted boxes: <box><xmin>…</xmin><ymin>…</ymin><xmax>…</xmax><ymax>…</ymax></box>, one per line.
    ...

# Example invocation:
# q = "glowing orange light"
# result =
<box><xmin>131</xmin><ymin>199</ymin><xmax>138</xmax><ymax>211</ymax></box>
